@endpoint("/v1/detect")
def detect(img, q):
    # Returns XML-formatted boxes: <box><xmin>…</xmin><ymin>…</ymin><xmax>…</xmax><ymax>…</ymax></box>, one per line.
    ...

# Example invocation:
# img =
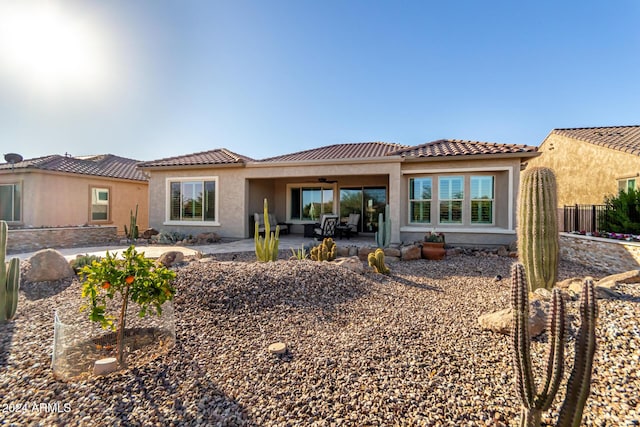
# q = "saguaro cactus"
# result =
<box><xmin>511</xmin><ymin>262</ymin><xmax>597</xmax><ymax>427</ymax></box>
<box><xmin>375</xmin><ymin>204</ymin><xmax>391</xmax><ymax>248</ymax></box>
<box><xmin>124</xmin><ymin>204</ymin><xmax>139</xmax><ymax>241</ymax></box>
<box><xmin>0</xmin><ymin>220</ymin><xmax>20</xmax><ymax>322</ymax></box>
<box><xmin>517</xmin><ymin>167</ymin><xmax>559</xmax><ymax>291</ymax></box>
<box><xmin>255</xmin><ymin>199</ymin><xmax>280</xmax><ymax>262</ymax></box>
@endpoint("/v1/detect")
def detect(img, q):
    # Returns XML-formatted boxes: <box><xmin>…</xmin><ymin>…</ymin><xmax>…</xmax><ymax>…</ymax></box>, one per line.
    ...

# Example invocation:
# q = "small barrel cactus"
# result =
<box><xmin>310</xmin><ymin>238</ymin><xmax>337</xmax><ymax>262</ymax></box>
<box><xmin>517</xmin><ymin>167</ymin><xmax>559</xmax><ymax>291</ymax></box>
<box><xmin>368</xmin><ymin>248</ymin><xmax>390</xmax><ymax>274</ymax></box>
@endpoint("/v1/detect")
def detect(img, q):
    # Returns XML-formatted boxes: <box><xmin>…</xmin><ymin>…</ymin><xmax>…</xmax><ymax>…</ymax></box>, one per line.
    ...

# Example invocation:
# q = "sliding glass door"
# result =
<box><xmin>339</xmin><ymin>187</ymin><xmax>386</xmax><ymax>233</ymax></box>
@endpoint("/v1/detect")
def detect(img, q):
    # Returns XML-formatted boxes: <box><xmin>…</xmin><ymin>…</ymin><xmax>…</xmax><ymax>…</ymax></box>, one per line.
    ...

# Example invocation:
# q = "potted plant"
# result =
<box><xmin>422</xmin><ymin>231</ymin><xmax>446</xmax><ymax>260</ymax></box>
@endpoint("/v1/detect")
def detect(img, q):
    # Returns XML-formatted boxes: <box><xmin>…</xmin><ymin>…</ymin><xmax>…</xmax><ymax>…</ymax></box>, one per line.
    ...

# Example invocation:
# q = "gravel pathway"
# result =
<box><xmin>0</xmin><ymin>254</ymin><xmax>638</xmax><ymax>426</ymax></box>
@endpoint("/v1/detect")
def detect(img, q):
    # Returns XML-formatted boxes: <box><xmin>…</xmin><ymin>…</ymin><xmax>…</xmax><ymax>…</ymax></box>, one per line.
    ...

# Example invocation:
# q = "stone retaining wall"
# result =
<box><xmin>7</xmin><ymin>226</ymin><xmax>118</xmax><ymax>254</ymax></box>
<box><xmin>560</xmin><ymin>232</ymin><xmax>640</xmax><ymax>274</ymax></box>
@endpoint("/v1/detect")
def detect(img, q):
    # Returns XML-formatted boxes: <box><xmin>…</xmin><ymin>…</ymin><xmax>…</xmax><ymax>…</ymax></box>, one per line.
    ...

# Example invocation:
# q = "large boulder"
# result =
<box><xmin>478</xmin><ymin>299</ymin><xmax>548</xmax><ymax>337</ymax></box>
<box><xmin>157</xmin><ymin>251</ymin><xmax>184</xmax><ymax>267</ymax></box>
<box><xmin>26</xmin><ymin>249</ymin><xmax>75</xmax><ymax>282</ymax></box>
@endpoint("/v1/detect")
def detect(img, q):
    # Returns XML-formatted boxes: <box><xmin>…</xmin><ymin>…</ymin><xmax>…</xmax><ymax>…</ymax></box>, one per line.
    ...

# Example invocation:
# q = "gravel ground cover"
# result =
<box><xmin>0</xmin><ymin>253</ymin><xmax>638</xmax><ymax>426</ymax></box>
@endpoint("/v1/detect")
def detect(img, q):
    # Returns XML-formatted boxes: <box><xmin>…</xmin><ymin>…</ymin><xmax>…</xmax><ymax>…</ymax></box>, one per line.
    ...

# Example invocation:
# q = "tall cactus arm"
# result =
<box><xmin>557</xmin><ymin>279</ymin><xmax>597</xmax><ymax>427</ymax></box>
<box><xmin>535</xmin><ymin>288</ymin><xmax>566</xmax><ymax>410</ymax></box>
<box><xmin>5</xmin><ymin>258</ymin><xmax>20</xmax><ymax>320</ymax></box>
<box><xmin>511</xmin><ymin>263</ymin><xmax>535</xmax><ymax>409</ymax></box>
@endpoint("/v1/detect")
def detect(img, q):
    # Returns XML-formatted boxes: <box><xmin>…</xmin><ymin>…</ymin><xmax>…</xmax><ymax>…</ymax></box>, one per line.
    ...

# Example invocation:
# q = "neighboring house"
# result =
<box><xmin>527</xmin><ymin>125</ymin><xmax>640</xmax><ymax>206</ymax></box>
<box><xmin>0</xmin><ymin>154</ymin><xmax>149</xmax><ymax>234</ymax></box>
<box><xmin>138</xmin><ymin>140</ymin><xmax>538</xmax><ymax>247</ymax></box>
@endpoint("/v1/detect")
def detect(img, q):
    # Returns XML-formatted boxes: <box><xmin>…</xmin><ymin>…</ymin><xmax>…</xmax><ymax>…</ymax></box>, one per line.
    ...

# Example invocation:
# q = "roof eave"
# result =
<box><xmin>400</xmin><ymin>151</ymin><xmax>540</xmax><ymax>162</ymax></box>
<box><xmin>248</xmin><ymin>156</ymin><xmax>405</xmax><ymax>168</ymax></box>
<box><xmin>138</xmin><ymin>162</ymin><xmax>247</xmax><ymax>171</ymax></box>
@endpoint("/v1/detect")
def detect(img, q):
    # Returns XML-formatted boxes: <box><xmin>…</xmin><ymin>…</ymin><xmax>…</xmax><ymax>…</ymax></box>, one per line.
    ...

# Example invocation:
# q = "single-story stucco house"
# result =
<box><xmin>0</xmin><ymin>154</ymin><xmax>149</xmax><ymax>234</ymax></box>
<box><xmin>137</xmin><ymin>140</ymin><xmax>539</xmax><ymax>247</ymax></box>
<box><xmin>526</xmin><ymin>125</ymin><xmax>640</xmax><ymax>206</ymax></box>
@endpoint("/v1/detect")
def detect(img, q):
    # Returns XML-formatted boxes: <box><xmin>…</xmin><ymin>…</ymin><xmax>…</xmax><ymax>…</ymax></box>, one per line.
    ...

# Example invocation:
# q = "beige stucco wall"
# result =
<box><xmin>146</xmin><ymin>161</ymin><xmax>401</xmax><ymax>240</ymax></box>
<box><xmin>145</xmin><ymin>155</ymin><xmax>527</xmax><ymax>246</ymax></box>
<box><xmin>527</xmin><ymin>133</ymin><xmax>640</xmax><ymax>206</ymax></box>
<box><xmin>399</xmin><ymin>157</ymin><xmax>524</xmax><ymax>246</ymax></box>
<box><xmin>0</xmin><ymin>171</ymin><xmax>148</xmax><ymax>235</ymax></box>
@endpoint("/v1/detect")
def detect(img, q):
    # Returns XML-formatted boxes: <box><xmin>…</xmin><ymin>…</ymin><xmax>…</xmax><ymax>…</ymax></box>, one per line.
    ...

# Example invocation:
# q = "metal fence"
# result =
<box><xmin>560</xmin><ymin>204</ymin><xmax>608</xmax><ymax>233</ymax></box>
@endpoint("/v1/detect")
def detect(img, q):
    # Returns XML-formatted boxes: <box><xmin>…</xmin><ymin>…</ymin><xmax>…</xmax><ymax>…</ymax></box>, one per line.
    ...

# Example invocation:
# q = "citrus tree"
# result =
<box><xmin>80</xmin><ymin>245</ymin><xmax>176</xmax><ymax>365</ymax></box>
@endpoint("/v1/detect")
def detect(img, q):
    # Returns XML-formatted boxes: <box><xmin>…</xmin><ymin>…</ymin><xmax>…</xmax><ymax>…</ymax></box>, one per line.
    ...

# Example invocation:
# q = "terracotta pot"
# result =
<box><xmin>422</xmin><ymin>242</ymin><xmax>446</xmax><ymax>260</ymax></box>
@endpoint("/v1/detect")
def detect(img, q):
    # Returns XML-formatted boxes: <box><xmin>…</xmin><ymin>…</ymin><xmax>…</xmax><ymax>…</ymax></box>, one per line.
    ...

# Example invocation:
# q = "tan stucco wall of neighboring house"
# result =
<box><xmin>0</xmin><ymin>171</ymin><xmax>148</xmax><ymax>235</ymax></box>
<box><xmin>527</xmin><ymin>134</ymin><xmax>640</xmax><ymax>206</ymax></box>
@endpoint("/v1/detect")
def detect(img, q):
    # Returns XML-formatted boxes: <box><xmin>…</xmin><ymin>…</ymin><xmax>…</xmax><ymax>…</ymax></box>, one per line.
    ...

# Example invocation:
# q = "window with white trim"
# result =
<box><xmin>168</xmin><ymin>178</ymin><xmax>217</xmax><ymax>222</ymax></box>
<box><xmin>471</xmin><ymin>176</ymin><xmax>494</xmax><ymax>224</ymax></box>
<box><xmin>289</xmin><ymin>186</ymin><xmax>334</xmax><ymax>221</ymax></box>
<box><xmin>409</xmin><ymin>177</ymin><xmax>432</xmax><ymax>223</ymax></box>
<box><xmin>439</xmin><ymin>176</ymin><xmax>463</xmax><ymax>223</ymax></box>
<box><xmin>0</xmin><ymin>183</ymin><xmax>21</xmax><ymax>222</ymax></box>
<box><xmin>618</xmin><ymin>178</ymin><xmax>636</xmax><ymax>193</ymax></box>
<box><xmin>90</xmin><ymin>187</ymin><xmax>110</xmax><ymax>221</ymax></box>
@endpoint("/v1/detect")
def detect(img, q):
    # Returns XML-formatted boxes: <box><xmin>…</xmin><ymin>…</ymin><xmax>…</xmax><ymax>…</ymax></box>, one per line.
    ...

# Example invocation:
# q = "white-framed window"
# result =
<box><xmin>471</xmin><ymin>176</ymin><xmax>494</xmax><ymax>224</ymax></box>
<box><xmin>439</xmin><ymin>176</ymin><xmax>463</xmax><ymax>224</ymax></box>
<box><xmin>618</xmin><ymin>178</ymin><xmax>636</xmax><ymax>193</ymax></box>
<box><xmin>288</xmin><ymin>184</ymin><xmax>335</xmax><ymax>221</ymax></box>
<box><xmin>166</xmin><ymin>177</ymin><xmax>218</xmax><ymax>224</ymax></box>
<box><xmin>90</xmin><ymin>187</ymin><xmax>110</xmax><ymax>221</ymax></box>
<box><xmin>409</xmin><ymin>177</ymin><xmax>432</xmax><ymax>224</ymax></box>
<box><xmin>0</xmin><ymin>183</ymin><xmax>21</xmax><ymax>222</ymax></box>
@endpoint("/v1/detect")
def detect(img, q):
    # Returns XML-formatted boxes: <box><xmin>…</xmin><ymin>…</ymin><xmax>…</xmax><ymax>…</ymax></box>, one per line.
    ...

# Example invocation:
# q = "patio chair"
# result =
<box><xmin>313</xmin><ymin>214</ymin><xmax>338</xmax><ymax>239</ymax></box>
<box><xmin>254</xmin><ymin>213</ymin><xmax>289</xmax><ymax>235</ymax></box>
<box><xmin>345</xmin><ymin>213</ymin><xmax>360</xmax><ymax>235</ymax></box>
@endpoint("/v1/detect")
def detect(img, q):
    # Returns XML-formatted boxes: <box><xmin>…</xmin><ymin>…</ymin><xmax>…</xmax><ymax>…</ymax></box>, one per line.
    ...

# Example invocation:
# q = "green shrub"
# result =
<box><xmin>599</xmin><ymin>189</ymin><xmax>640</xmax><ymax>234</ymax></box>
<box><xmin>70</xmin><ymin>254</ymin><xmax>102</xmax><ymax>274</ymax></box>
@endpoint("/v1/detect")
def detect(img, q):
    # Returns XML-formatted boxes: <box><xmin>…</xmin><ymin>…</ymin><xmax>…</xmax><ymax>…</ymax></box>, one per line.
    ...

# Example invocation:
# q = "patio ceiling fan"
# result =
<box><xmin>318</xmin><ymin>177</ymin><xmax>337</xmax><ymax>184</ymax></box>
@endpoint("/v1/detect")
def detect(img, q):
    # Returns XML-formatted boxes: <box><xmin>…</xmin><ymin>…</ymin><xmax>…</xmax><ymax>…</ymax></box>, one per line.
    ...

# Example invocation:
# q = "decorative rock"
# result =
<box><xmin>532</xmin><ymin>287</ymin><xmax>552</xmax><ymax>301</ymax></box>
<box><xmin>478</xmin><ymin>299</ymin><xmax>548</xmax><ymax>337</ymax></box>
<box><xmin>157</xmin><ymin>251</ymin><xmax>185</xmax><ymax>267</ymax></box>
<box><xmin>400</xmin><ymin>244</ymin><xmax>421</xmax><ymax>261</ymax></box>
<box><xmin>94</xmin><ymin>357</ymin><xmax>119</xmax><ymax>376</ymax></box>
<box><xmin>357</xmin><ymin>246</ymin><xmax>376</xmax><ymax>262</ymax></box>
<box><xmin>333</xmin><ymin>256</ymin><xmax>364</xmax><ymax>274</ymax></box>
<box><xmin>596</xmin><ymin>270</ymin><xmax>640</xmax><ymax>289</ymax></box>
<box><xmin>385</xmin><ymin>256</ymin><xmax>401</xmax><ymax>263</ymax></box>
<box><xmin>347</xmin><ymin>246</ymin><xmax>358</xmax><ymax>257</ymax></box>
<box><xmin>141</xmin><ymin>228</ymin><xmax>159</xmax><ymax>239</ymax></box>
<box><xmin>268</xmin><ymin>342</ymin><xmax>287</xmax><ymax>355</ymax></box>
<box><xmin>26</xmin><ymin>249</ymin><xmax>75</xmax><ymax>282</ymax></box>
<box><xmin>195</xmin><ymin>232</ymin><xmax>220</xmax><ymax>244</ymax></box>
<box><xmin>383</xmin><ymin>247</ymin><xmax>401</xmax><ymax>258</ymax></box>
<box><xmin>336</xmin><ymin>246</ymin><xmax>350</xmax><ymax>257</ymax></box>
<box><xmin>497</xmin><ymin>246</ymin><xmax>508</xmax><ymax>257</ymax></box>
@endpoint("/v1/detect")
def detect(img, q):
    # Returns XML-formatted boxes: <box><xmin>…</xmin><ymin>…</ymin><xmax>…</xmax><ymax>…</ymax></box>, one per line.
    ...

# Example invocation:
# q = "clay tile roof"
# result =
<box><xmin>137</xmin><ymin>148</ymin><xmax>253</xmax><ymax>168</ymax></box>
<box><xmin>551</xmin><ymin>125</ymin><xmax>640</xmax><ymax>155</ymax></box>
<box><xmin>0</xmin><ymin>154</ymin><xmax>147</xmax><ymax>181</ymax></box>
<box><xmin>390</xmin><ymin>139</ymin><xmax>538</xmax><ymax>158</ymax></box>
<box><xmin>259</xmin><ymin>142</ymin><xmax>409</xmax><ymax>162</ymax></box>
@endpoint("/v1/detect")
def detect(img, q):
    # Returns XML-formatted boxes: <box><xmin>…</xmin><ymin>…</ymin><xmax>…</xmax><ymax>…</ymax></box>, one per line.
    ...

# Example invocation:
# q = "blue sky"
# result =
<box><xmin>0</xmin><ymin>0</ymin><xmax>639</xmax><ymax>162</ymax></box>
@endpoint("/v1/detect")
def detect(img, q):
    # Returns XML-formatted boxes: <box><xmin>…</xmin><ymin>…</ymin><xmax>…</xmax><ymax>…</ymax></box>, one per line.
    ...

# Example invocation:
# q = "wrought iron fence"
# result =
<box><xmin>560</xmin><ymin>204</ymin><xmax>609</xmax><ymax>233</ymax></box>
<box><xmin>561</xmin><ymin>203</ymin><xmax>640</xmax><ymax>233</ymax></box>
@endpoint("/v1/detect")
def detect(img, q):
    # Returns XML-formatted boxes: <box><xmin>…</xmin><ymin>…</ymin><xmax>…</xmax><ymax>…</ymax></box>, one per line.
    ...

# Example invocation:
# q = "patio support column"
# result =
<box><xmin>387</xmin><ymin>166</ymin><xmax>402</xmax><ymax>244</ymax></box>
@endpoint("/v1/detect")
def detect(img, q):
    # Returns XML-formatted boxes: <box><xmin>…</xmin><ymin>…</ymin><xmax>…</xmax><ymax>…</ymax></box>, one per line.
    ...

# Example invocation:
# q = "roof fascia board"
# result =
<box><xmin>139</xmin><ymin>163</ymin><xmax>246</xmax><ymax>172</ymax></box>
